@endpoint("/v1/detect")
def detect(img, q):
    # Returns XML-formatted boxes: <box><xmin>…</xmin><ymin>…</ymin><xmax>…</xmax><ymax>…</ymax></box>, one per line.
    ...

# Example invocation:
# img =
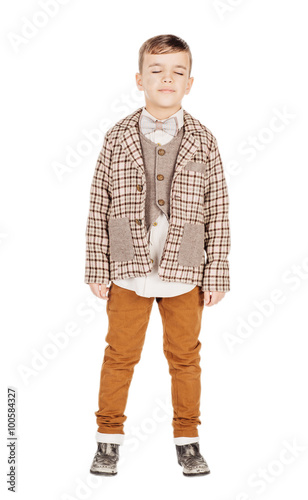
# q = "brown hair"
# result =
<box><xmin>138</xmin><ymin>34</ymin><xmax>192</xmax><ymax>77</ymax></box>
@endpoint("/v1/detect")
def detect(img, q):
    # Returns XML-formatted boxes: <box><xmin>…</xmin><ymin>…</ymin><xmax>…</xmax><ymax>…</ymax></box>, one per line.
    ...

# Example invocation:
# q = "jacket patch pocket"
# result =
<box><xmin>184</xmin><ymin>161</ymin><xmax>207</xmax><ymax>173</ymax></box>
<box><xmin>108</xmin><ymin>217</ymin><xmax>135</xmax><ymax>262</ymax></box>
<box><xmin>178</xmin><ymin>223</ymin><xmax>204</xmax><ymax>267</ymax></box>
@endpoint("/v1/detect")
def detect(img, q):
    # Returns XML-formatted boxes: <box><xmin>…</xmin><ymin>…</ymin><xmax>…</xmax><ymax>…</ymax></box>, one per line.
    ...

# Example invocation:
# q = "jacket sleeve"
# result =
<box><xmin>84</xmin><ymin>133</ymin><xmax>112</xmax><ymax>284</ymax></box>
<box><xmin>202</xmin><ymin>136</ymin><xmax>231</xmax><ymax>292</ymax></box>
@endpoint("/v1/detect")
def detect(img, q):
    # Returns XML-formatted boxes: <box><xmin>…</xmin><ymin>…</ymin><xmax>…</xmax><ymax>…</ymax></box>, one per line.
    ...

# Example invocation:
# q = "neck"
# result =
<box><xmin>144</xmin><ymin>103</ymin><xmax>182</xmax><ymax>120</ymax></box>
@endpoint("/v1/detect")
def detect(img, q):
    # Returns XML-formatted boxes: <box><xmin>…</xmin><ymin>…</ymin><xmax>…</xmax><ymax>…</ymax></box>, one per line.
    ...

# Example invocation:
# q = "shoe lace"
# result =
<box><xmin>184</xmin><ymin>454</ymin><xmax>206</xmax><ymax>467</ymax></box>
<box><xmin>96</xmin><ymin>443</ymin><xmax>118</xmax><ymax>465</ymax></box>
<box><xmin>181</xmin><ymin>444</ymin><xmax>207</xmax><ymax>468</ymax></box>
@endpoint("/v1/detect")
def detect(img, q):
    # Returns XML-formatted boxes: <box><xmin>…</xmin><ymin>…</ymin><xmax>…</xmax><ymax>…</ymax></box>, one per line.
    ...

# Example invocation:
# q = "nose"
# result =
<box><xmin>162</xmin><ymin>73</ymin><xmax>173</xmax><ymax>83</ymax></box>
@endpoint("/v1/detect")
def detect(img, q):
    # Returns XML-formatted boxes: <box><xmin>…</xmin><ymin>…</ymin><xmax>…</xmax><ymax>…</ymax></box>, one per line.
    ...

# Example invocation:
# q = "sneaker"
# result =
<box><xmin>90</xmin><ymin>442</ymin><xmax>119</xmax><ymax>476</ymax></box>
<box><xmin>176</xmin><ymin>442</ymin><xmax>210</xmax><ymax>476</ymax></box>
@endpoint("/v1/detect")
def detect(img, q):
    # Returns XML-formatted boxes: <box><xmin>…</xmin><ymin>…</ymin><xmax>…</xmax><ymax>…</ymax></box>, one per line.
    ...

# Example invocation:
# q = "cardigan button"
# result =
<box><xmin>135</xmin><ymin>219</ymin><xmax>142</xmax><ymax>225</ymax></box>
<box><xmin>158</xmin><ymin>148</ymin><xmax>165</xmax><ymax>156</ymax></box>
<box><xmin>136</xmin><ymin>184</ymin><xmax>143</xmax><ymax>192</ymax></box>
<box><xmin>157</xmin><ymin>174</ymin><xmax>164</xmax><ymax>180</ymax></box>
<box><xmin>158</xmin><ymin>199</ymin><xmax>165</xmax><ymax>206</ymax></box>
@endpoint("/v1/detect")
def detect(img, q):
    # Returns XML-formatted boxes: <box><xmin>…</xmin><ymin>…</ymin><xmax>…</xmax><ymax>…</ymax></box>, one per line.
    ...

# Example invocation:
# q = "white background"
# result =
<box><xmin>1</xmin><ymin>0</ymin><xmax>308</xmax><ymax>499</ymax></box>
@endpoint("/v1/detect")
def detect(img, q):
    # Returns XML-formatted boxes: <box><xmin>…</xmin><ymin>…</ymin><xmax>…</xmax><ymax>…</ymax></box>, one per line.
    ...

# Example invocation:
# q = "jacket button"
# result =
<box><xmin>158</xmin><ymin>149</ymin><xmax>165</xmax><ymax>156</ymax></box>
<box><xmin>157</xmin><ymin>174</ymin><xmax>164</xmax><ymax>180</ymax></box>
<box><xmin>135</xmin><ymin>219</ymin><xmax>142</xmax><ymax>225</ymax></box>
<box><xmin>158</xmin><ymin>199</ymin><xmax>165</xmax><ymax>206</ymax></box>
<box><xmin>136</xmin><ymin>184</ymin><xmax>143</xmax><ymax>192</ymax></box>
<box><xmin>150</xmin><ymin>259</ymin><xmax>154</xmax><ymax>263</ymax></box>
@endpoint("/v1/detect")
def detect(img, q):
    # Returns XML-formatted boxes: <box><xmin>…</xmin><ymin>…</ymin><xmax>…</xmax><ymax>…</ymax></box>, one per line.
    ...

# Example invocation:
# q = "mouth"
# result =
<box><xmin>158</xmin><ymin>89</ymin><xmax>175</xmax><ymax>94</ymax></box>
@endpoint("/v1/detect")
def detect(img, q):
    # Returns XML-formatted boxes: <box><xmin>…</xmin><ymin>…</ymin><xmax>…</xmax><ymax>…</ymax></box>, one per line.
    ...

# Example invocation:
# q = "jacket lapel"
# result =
<box><xmin>120</xmin><ymin>106</ymin><xmax>203</xmax><ymax>176</ymax></box>
<box><xmin>120</xmin><ymin>107</ymin><xmax>145</xmax><ymax>172</ymax></box>
<box><xmin>173</xmin><ymin>113</ymin><xmax>200</xmax><ymax>175</ymax></box>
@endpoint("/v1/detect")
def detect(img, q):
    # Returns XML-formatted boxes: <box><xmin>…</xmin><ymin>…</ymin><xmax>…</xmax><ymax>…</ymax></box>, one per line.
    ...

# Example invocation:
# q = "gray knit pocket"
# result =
<box><xmin>184</xmin><ymin>161</ymin><xmax>206</xmax><ymax>173</ymax></box>
<box><xmin>108</xmin><ymin>217</ymin><xmax>135</xmax><ymax>261</ymax></box>
<box><xmin>178</xmin><ymin>223</ymin><xmax>204</xmax><ymax>266</ymax></box>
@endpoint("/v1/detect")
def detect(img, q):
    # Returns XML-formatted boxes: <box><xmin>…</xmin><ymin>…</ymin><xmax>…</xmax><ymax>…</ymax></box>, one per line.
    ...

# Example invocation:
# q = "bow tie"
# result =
<box><xmin>139</xmin><ymin>114</ymin><xmax>179</xmax><ymax>137</ymax></box>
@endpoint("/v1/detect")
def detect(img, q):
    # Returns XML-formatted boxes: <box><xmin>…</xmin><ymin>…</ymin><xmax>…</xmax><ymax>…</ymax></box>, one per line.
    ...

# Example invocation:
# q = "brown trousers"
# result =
<box><xmin>95</xmin><ymin>282</ymin><xmax>205</xmax><ymax>438</ymax></box>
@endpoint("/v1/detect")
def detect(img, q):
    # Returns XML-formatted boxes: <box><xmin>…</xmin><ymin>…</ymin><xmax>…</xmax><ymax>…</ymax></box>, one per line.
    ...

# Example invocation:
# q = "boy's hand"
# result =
<box><xmin>203</xmin><ymin>291</ymin><xmax>225</xmax><ymax>307</ymax></box>
<box><xmin>88</xmin><ymin>284</ymin><xmax>225</xmax><ymax>305</ymax></box>
<box><xmin>89</xmin><ymin>283</ymin><xmax>111</xmax><ymax>300</ymax></box>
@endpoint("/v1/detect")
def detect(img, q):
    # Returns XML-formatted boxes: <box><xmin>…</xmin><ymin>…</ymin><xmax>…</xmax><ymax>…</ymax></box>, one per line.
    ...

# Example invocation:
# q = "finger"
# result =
<box><xmin>100</xmin><ymin>284</ymin><xmax>110</xmax><ymax>300</ymax></box>
<box><xmin>98</xmin><ymin>284</ymin><xmax>106</xmax><ymax>299</ymax></box>
<box><xmin>203</xmin><ymin>291</ymin><xmax>212</xmax><ymax>305</ymax></box>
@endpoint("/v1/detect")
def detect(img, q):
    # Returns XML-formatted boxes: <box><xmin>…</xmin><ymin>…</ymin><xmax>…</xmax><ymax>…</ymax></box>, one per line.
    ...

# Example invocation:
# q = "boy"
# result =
<box><xmin>85</xmin><ymin>34</ymin><xmax>231</xmax><ymax>476</ymax></box>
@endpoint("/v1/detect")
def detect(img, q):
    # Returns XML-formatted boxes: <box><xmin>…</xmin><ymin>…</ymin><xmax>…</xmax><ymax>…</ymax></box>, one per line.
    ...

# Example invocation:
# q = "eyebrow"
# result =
<box><xmin>148</xmin><ymin>63</ymin><xmax>187</xmax><ymax>70</ymax></box>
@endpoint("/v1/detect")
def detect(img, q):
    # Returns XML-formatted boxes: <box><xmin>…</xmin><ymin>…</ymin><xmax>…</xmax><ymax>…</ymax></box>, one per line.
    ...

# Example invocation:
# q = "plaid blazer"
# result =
<box><xmin>85</xmin><ymin>106</ymin><xmax>231</xmax><ymax>292</ymax></box>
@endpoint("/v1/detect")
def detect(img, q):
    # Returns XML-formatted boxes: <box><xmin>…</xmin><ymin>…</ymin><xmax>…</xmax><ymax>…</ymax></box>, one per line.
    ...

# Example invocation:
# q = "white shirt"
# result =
<box><xmin>113</xmin><ymin>106</ymin><xmax>196</xmax><ymax>298</ymax></box>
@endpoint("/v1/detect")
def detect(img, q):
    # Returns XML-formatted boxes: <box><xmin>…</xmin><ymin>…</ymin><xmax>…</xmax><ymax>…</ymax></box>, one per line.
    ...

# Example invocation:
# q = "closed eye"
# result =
<box><xmin>152</xmin><ymin>71</ymin><xmax>183</xmax><ymax>75</ymax></box>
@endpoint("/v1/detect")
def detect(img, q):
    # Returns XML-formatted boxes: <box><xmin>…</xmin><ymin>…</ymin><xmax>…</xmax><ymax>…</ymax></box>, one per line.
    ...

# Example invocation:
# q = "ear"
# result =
<box><xmin>135</xmin><ymin>72</ymin><xmax>144</xmax><ymax>91</ymax></box>
<box><xmin>185</xmin><ymin>76</ymin><xmax>194</xmax><ymax>95</ymax></box>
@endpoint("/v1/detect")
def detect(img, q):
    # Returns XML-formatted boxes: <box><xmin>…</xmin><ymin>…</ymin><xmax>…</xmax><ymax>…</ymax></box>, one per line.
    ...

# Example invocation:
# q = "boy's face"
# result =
<box><xmin>135</xmin><ymin>51</ymin><xmax>194</xmax><ymax>114</ymax></box>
